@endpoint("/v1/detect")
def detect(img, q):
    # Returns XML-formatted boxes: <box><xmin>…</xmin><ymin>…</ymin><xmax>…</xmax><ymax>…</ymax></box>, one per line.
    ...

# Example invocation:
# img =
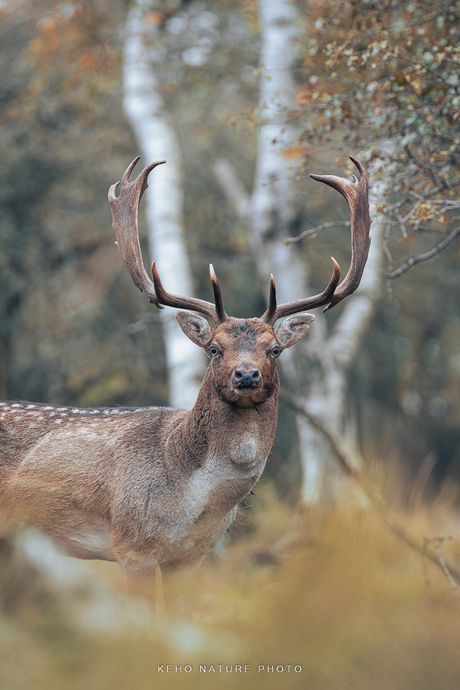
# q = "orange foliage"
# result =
<box><xmin>295</xmin><ymin>91</ymin><xmax>309</xmax><ymax>106</ymax></box>
<box><xmin>78</xmin><ymin>52</ymin><xmax>99</xmax><ymax>72</ymax></box>
<box><xmin>25</xmin><ymin>1</ymin><xmax>119</xmax><ymax>95</ymax></box>
<box><xmin>28</xmin><ymin>20</ymin><xmax>62</xmax><ymax>66</ymax></box>
<box><xmin>282</xmin><ymin>145</ymin><xmax>313</xmax><ymax>160</ymax></box>
<box><xmin>145</xmin><ymin>12</ymin><xmax>164</xmax><ymax>26</ymax></box>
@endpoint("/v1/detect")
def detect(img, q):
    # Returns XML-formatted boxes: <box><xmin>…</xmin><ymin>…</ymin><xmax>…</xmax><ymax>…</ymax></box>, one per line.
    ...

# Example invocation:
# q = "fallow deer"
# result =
<box><xmin>0</xmin><ymin>157</ymin><xmax>371</xmax><ymax>579</ymax></box>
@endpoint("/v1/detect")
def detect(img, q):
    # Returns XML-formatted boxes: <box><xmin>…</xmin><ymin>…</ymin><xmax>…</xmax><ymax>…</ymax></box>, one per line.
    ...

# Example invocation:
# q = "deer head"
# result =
<box><xmin>108</xmin><ymin>157</ymin><xmax>371</xmax><ymax>407</ymax></box>
<box><xmin>174</xmin><ymin>312</ymin><xmax>313</xmax><ymax>406</ymax></box>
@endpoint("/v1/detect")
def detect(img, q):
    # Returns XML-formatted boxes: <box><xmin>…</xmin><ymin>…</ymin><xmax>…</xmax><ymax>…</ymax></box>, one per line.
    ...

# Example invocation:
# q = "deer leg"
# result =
<box><xmin>154</xmin><ymin>566</ymin><xmax>165</xmax><ymax>613</ymax></box>
<box><xmin>115</xmin><ymin>552</ymin><xmax>166</xmax><ymax>612</ymax></box>
<box><xmin>114</xmin><ymin>548</ymin><xmax>157</xmax><ymax>581</ymax></box>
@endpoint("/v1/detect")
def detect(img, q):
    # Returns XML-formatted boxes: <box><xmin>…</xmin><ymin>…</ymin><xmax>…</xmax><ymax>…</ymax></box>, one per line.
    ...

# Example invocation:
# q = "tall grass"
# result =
<box><xmin>1</xmin><ymin>473</ymin><xmax>460</xmax><ymax>690</ymax></box>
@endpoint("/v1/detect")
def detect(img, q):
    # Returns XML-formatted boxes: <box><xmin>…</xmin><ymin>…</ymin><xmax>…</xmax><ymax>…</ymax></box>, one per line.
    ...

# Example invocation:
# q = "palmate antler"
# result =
<box><xmin>261</xmin><ymin>156</ymin><xmax>372</xmax><ymax>324</ymax></box>
<box><xmin>108</xmin><ymin>156</ymin><xmax>371</xmax><ymax>326</ymax></box>
<box><xmin>108</xmin><ymin>157</ymin><xmax>228</xmax><ymax>324</ymax></box>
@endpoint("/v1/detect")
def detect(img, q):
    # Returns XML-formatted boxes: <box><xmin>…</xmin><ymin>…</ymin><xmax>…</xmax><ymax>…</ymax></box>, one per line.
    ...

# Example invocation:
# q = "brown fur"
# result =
<box><xmin>0</xmin><ymin>315</ymin><xmax>313</xmax><ymax>579</ymax></box>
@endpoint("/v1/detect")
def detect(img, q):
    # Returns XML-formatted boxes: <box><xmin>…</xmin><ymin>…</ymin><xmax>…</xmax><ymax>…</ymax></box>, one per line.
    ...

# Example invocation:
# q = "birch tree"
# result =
<box><xmin>123</xmin><ymin>0</ymin><xmax>204</xmax><ymax>409</ymax></box>
<box><xmin>215</xmin><ymin>0</ymin><xmax>387</xmax><ymax>502</ymax></box>
<box><xmin>289</xmin><ymin>0</ymin><xmax>460</xmax><ymax>495</ymax></box>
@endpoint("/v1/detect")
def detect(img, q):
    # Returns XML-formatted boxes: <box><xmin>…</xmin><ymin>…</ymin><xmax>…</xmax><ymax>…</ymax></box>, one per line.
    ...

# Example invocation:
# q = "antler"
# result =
<box><xmin>110</xmin><ymin>156</ymin><xmax>370</xmax><ymax>328</ymax></box>
<box><xmin>108</xmin><ymin>158</ymin><xmax>228</xmax><ymax>324</ymax></box>
<box><xmin>261</xmin><ymin>156</ymin><xmax>371</xmax><ymax>325</ymax></box>
<box><xmin>151</xmin><ymin>261</ymin><xmax>227</xmax><ymax>324</ymax></box>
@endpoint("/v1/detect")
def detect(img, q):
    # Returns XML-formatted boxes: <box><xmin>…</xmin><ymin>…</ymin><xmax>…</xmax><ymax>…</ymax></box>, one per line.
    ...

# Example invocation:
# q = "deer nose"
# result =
<box><xmin>232</xmin><ymin>365</ymin><xmax>261</xmax><ymax>389</ymax></box>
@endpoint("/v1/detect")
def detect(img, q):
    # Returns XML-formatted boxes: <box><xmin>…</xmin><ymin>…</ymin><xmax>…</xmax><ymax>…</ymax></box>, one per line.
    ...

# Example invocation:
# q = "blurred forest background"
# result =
<box><xmin>1</xmin><ymin>0</ymin><xmax>460</xmax><ymax>688</ymax></box>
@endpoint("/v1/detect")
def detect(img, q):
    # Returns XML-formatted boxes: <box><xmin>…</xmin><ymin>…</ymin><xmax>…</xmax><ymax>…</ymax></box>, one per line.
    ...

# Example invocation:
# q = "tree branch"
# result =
<box><xmin>212</xmin><ymin>159</ymin><xmax>250</xmax><ymax>221</ymax></box>
<box><xmin>123</xmin><ymin>0</ymin><xmax>204</xmax><ymax>409</ymax></box>
<box><xmin>425</xmin><ymin>537</ymin><xmax>460</xmax><ymax>596</ymax></box>
<box><xmin>386</xmin><ymin>226</ymin><xmax>460</xmax><ymax>279</ymax></box>
<box><xmin>279</xmin><ymin>389</ymin><xmax>360</xmax><ymax>480</ymax></box>
<box><xmin>283</xmin><ymin>220</ymin><xmax>351</xmax><ymax>245</ymax></box>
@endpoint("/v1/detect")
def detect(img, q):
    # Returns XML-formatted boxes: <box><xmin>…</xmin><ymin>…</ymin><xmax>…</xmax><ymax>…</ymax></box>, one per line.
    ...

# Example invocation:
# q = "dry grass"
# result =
<box><xmin>1</xmin><ymin>475</ymin><xmax>460</xmax><ymax>690</ymax></box>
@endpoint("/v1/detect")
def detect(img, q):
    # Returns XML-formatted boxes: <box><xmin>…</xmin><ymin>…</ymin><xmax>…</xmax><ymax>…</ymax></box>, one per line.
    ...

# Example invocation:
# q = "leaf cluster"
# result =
<box><xmin>291</xmin><ymin>0</ymin><xmax>460</xmax><ymax>278</ymax></box>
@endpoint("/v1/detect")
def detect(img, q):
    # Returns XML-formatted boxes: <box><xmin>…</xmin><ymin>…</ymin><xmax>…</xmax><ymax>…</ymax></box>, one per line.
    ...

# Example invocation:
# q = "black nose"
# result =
<box><xmin>233</xmin><ymin>367</ymin><xmax>261</xmax><ymax>389</ymax></box>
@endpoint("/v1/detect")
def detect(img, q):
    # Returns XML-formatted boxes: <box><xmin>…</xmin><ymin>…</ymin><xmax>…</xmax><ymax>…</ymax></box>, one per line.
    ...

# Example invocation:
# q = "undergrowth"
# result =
<box><xmin>1</xmin><ymin>473</ymin><xmax>460</xmax><ymax>690</ymax></box>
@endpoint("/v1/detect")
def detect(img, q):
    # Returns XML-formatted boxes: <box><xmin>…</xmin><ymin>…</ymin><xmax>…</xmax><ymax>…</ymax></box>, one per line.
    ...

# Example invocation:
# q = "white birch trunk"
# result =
<box><xmin>297</xmin><ymin>202</ymin><xmax>386</xmax><ymax>502</ymax></box>
<box><xmin>249</xmin><ymin>0</ymin><xmax>332</xmax><ymax>502</ymax></box>
<box><xmin>123</xmin><ymin>0</ymin><xmax>203</xmax><ymax>409</ymax></box>
<box><xmin>216</xmin><ymin>0</ymin><xmax>387</xmax><ymax>503</ymax></box>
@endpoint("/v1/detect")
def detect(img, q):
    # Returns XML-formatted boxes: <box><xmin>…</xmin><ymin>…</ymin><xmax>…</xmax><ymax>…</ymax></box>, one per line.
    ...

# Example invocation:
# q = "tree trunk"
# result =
<box><xmin>216</xmin><ymin>0</ymin><xmax>387</xmax><ymax>503</ymax></box>
<box><xmin>292</xmin><ymin>150</ymin><xmax>393</xmax><ymax>502</ymax></box>
<box><xmin>123</xmin><ymin>0</ymin><xmax>204</xmax><ymax>409</ymax></box>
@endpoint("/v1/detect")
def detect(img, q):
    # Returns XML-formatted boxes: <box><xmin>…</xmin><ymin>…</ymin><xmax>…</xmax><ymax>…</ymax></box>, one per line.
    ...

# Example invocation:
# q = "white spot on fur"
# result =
<box><xmin>230</xmin><ymin>435</ymin><xmax>260</xmax><ymax>466</ymax></box>
<box><xmin>68</xmin><ymin>527</ymin><xmax>112</xmax><ymax>555</ymax></box>
<box><xmin>26</xmin><ymin>404</ymin><xmax>36</xmax><ymax>409</ymax></box>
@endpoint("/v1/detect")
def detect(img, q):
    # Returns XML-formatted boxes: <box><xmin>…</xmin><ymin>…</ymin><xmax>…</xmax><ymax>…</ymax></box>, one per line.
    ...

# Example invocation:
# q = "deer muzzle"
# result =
<box><xmin>231</xmin><ymin>363</ymin><xmax>262</xmax><ymax>391</ymax></box>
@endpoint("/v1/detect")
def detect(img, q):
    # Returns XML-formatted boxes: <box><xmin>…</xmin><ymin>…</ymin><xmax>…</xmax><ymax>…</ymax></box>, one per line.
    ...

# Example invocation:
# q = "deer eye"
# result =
<box><xmin>271</xmin><ymin>346</ymin><xmax>280</xmax><ymax>357</ymax></box>
<box><xmin>210</xmin><ymin>346</ymin><xmax>219</xmax><ymax>356</ymax></box>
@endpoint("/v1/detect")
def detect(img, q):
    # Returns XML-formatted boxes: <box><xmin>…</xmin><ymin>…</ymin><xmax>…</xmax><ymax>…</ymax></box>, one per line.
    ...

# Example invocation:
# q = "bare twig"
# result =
<box><xmin>409</xmin><ymin>190</ymin><xmax>426</xmax><ymax>202</ymax></box>
<box><xmin>422</xmin><ymin>175</ymin><xmax>460</xmax><ymax>199</ymax></box>
<box><xmin>425</xmin><ymin>537</ymin><xmax>460</xmax><ymax>597</ymax></box>
<box><xmin>387</xmin><ymin>177</ymin><xmax>460</xmax><ymax>213</ymax></box>
<box><xmin>384</xmin><ymin>202</ymin><xmax>460</xmax><ymax>229</ymax></box>
<box><xmin>382</xmin><ymin>223</ymin><xmax>393</xmax><ymax>266</ymax></box>
<box><xmin>394</xmin><ymin>49</ymin><xmax>453</xmax><ymax>88</ymax></box>
<box><xmin>386</xmin><ymin>226</ymin><xmax>460</xmax><ymax>279</ymax></box>
<box><xmin>400</xmin><ymin>202</ymin><xmax>422</xmax><ymax>223</ymax></box>
<box><xmin>279</xmin><ymin>390</ymin><xmax>359</xmax><ymax>480</ymax></box>
<box><xmin>283</xmin><ymin>220</ymin><xmax>351</xmax><ymax>245</ymax></box>
<box><xmin>394</xmin><ymin>205</ymin><xmax>409</xmax><ymax>238</ymax></box>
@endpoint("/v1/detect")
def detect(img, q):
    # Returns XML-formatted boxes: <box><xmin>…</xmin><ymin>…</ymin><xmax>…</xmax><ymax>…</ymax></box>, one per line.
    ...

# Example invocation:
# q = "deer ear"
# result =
<box><xmin>275</xmin><ymin>314</ymin><xmax>315</xmax><ymax>349</ymax></box>
<box><xmin>176</xmin><ymin>312</ymin><xmax>213</xmax><ymax>348</ymax></box>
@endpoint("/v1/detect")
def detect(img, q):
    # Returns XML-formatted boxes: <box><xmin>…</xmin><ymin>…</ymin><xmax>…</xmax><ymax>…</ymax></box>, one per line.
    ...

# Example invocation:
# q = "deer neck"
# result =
<box><xmin>174</xmin><ymin>367</ymin><xmax>279</xmax><ymax>510</ymax></box>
